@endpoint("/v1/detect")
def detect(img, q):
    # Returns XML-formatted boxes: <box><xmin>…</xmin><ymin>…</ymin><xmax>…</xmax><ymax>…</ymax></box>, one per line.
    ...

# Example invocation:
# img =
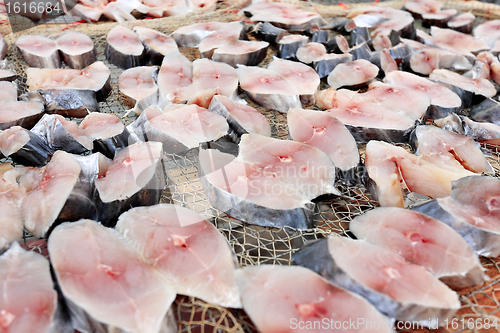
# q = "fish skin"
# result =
<box><xmin>48</xmin><ymin>219</ymin><xmax>176</xmax><ymax>333</ymax></box>
<box><xmin>256</xmin><ymin>22</ymin><xmax>289</xmax><ymax>44</ymax></box>
<box><xmin>0</xmin><ymin>126</ymin><xmax>51</xmax><ymax>167</ymax></box>
<box><xmin>236</xmin><ymin>264</ymin><xmax>395</xmax><ymax>333</ymax></box>
<box><xmin>470</xmin><ymin>98</ymin><xmax>500</xmax><ymax>126</ymax></box>
<box><xmin>41</xmin><ymin>89</ymin><xmax>99</xmax><ymax>118</ymax></box>
<box><xmin>350</xmin><ymin>207</ymin><xmax>486</xmax><ymax>289</ymax></box>
<box><xmin>413</xmin><ymin>176</ymin><xmax>500</xmax><ymax>257</ymax></box>
<box><xmin>133</xmin><ymin>26</ymin><xmax>178</xmax><ymax>65</ymax></box>
<box><xmin>277</xmin><ymin>34</ymin><xmax>308</xmax><ymax>59</ymax></box>
<box><xmin>313</xmin><ymin>53</ymin><xmax>353</xmax><ymax>78</ymax></box>
<box><xmin>199</xmin><ymin>133</ymin><xmax>339</xmax><ymax>230</ymax></box>
<box><xmin>172</xmin><ymin>22</ymin><xmax>228</xmax><ymax>47</ymax></box>
<box><xmin>447</xmin><ymin>12</ymin><xmax>475</xmax><ymax>34</ymax></box>
<box><xmin>212</xmin><ymin>40</ymin><xmax>269</xmax><ymax>68</ymax></box>
<box><xmin>56</xmin><ymin>32</ymin><xmax>97</xmax><ymax>70</ymax></box>
<box><xmin>293</xmin><ymin>236</ymin><xmax>460</xmax><ymax>325</ymax></box>
<box><xmin>116</xmin><ymin>204</ymin><xmax>241</xmax><ymax>308</ymax></box>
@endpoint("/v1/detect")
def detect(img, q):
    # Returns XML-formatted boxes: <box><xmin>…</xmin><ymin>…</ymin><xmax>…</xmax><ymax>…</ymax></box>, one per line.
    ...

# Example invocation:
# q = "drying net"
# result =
<box><xmin>3</xmin><ymin>0</ymin><xmax>500</xmax><ymax>332</ymax></box>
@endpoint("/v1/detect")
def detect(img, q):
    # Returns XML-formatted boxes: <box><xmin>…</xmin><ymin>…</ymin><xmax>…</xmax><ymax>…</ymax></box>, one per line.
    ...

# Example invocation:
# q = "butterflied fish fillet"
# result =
<box><xmin>0</xmin><ymin>242</ymin><xmax>57</xmax><ymax>333</ymax></box>
<box><xmin>26</xmin><ymin>61</ymin><xmax>111</xmax><ymax>101</ymax></box>
<box><xmin>327</xmin><ymin>59</ymin><xmax>379</xmax><ymax>89</ymax></box>
<box><xmin>413</xmin><ymin>125</ymin><xmax>494</xmax><ymax>174</ymax></box>
<box><xmin>80</xmin><ymin>113</ymin><xmax>131</xmax><ymax>159</ymax></box>
<box><xmin>293</xmin><ymin>236</ymin><xmax>460</xmax><ymax>324</ymax></box>
<box><xmin>365</xmin><ymin>140</ymin><xmax>473</xmax><ymax>207</ymax></box>
<box><xmin>49</xmin><ymin>219</ymin><xmax>176</xmax><ymax>333</ymax></box>
<box><xmin>288</xmin><ymin>108</ymin><xmax>359</xmax><ymax>172</ymax></box>
<box><xmin>118</xmin><ymin>66</ymin><xmax>158</xmax><ymax>109</ymax></box>
<box><xmin>106</xmin><ymin>25</ymin><xmax>145</xmax><ymax>69</ymax></box>
<box><xmin>172</xmin><ymin>21</ymin><xmax>228</xmax><ymax>47</ymax></box>
<box><xmin>56</xmin><ymin>32</ymin><xmax>97</xmax><ymax>69</ymax></box>
<box><xmin>133</xmin><ymin>26</ymin><xmax>178</xmax><ymax>65</ymax></box>
<box><xmin>132</xmin><ymin>104</ymin><xmax>228</xmax><ymax>154</ymax></box>
<box><xmin>15</xmin><ymin>35</ymin><xmax>61</xmax><ymax>68</ymax></box>
<box><xmin>0</xmin><ymin>126</ymin><xmax>50</xmax><ymax>167</ymax></box>
<box><xmin>212</xmin><ymin>40</ymin><xmax>269</xmax><ymax>67</ymax></box>
<box><xmin>267</xmin><ymin>57</ymin><xmax>320</xmax><ymax>106</ymax></box>
<box><xmin>20</xmin><ymin>150</ymin><xmax>81</xmax><ymax>238</ymax></box>
<box><xmin>198</xmin><ymin>21</ymin><xmax>246</xmax><ymax>58</ymax></box>
<box><xmin>413</xmin><ymin>176</ymin><xmax>500</xmax><ymax>257</ymax></box>
<box><xmin>199</xmin><ymin>133</ymin><xmax>338</xmax><ymax>229</ymax></box>
<box><xmin>208</xmin><ymin>95</ymin><xmax>271</xmax><ymax>138</ymax></box>
<box><xmin>241</xmin><ymin>2</ymin><xmax>326</xmax><ymax>32</ymax></box>
<box><xmin>350</xmin><ymin>207</ymin><xmax>486</xmax><ymax>288</ymax></box>
<box><xmin>237</xmin><ymin>65</ymin><xmax>301</xmax><ymax>113</ymax></box>
<box><xmin>236</xmin><ymin>265</ymin><xmax>395</xmax><ymax>333</ymax></box>
<box><xmin>31</xmin><ymin>114</ymin><xmax>93</xmax><ymax>154</ymax></box>
<box><xmin>384</xmin><ymin>71</ymin><xmax>461</xmax><ymax>119</ymax></box>
<box><xmin>95</xmin><ymin>141</ymin><xmax>165</xmax><ymax>227</ymax></box>
<box><xmin>0</xmin><ymin>166</ymin><xmax>25</xmax><ymax>250</ymax></box>
<box><xmin>116</xmin><ymin>204</ymin><xmax>241</xmax><ymax>308</ymax></box>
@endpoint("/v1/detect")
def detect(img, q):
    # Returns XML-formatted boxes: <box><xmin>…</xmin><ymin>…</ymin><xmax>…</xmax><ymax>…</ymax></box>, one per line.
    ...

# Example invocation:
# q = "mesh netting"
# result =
<box><xmin>4</xmin><ymin>0</ymin><xmax>500</xmax><ymax>332</ymax></box>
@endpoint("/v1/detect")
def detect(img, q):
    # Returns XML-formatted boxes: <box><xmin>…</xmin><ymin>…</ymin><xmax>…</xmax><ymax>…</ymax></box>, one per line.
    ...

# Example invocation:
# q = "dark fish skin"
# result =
<box><xmin>311</xmin><ymin>30</ymin><xmax>329</xmax><ymax>44</ymax></box>
<box><xmin>389</xmin><ymin>43</ymin><xmax>413</xmax><ymax>62</ymax></box>
<box><xmin>0</xmin><ymin>102</ymin><xmax>44</xmax><ymax>131</ymax></box>
<box><xmin>105</xmin><ymin>43</ymin><xmax>145</xmax><ymax>70</ymax></box>
<box><xmin>345</xmin><ymin>123</ymin><xmax>417</xmax><ymax>144</ymax></box>
<box><xmin>95</xmin><ymin>158</ymin><xmax>166</xmax><ymax>228</ymax></box>
<box><xmin>59</xmin><ymin>48</ymin><xmax>97</xmax><ymax>70</ymax></box>
<box><xmin>278</xmin><ymin>36</ymin><xmax>308</xmax><ymax>59</ymax></box>
<box><xmin>208</xmin><ymin>96</ymin><xmax>248</xmax><ymax>141</ymax></box>
<box><xmin>313</xmin><ymin>54</ymin><xmax>353</xmax><ymax>78</ymax></box>
<box><xmin>0</xmin><ymin>70</ymin><xmax>18</xmax><ymax>82</ymax></box>
<box><xmin>325</xmin><ymin>35</ymin><xmax>348</xmax><ymax>54</ymax></box>
<box><xmin>256</xmin><ymin>22</ymin><xmax>288</xmax><ymax>44</ymax></box>
<box><xmin>349</xmin><ymin>42</ymin><xmax>372</xmax><ymax>61</ymax></box>
<box><xmin>427</xmin><ymin>105</ymin><xmax>462</xmax><ymax>120</ymax></box>
<box><xmin>41</xmin><ymin>89</ymin><xmax>99</xmax><ymax>118</ymax></box>
<box><xmin>412</xmin><ymin>200</ymin><xmax>500</xmax><ymax>257</ymax></box>
<box><xmin>0</xmin><ymin>129</ymin><xmax>51</xmax><ymax>167</ymax></box>
<box><xmin>336</xmin><ymin>164</ymin><xmax>368</xmax><ymax>187</ymax></box>
<box><xmin>31</xmin><ymin>114</ymin><xmax>90</xmax><ymax>155</ymax></box>
<box><xmin>16</xmin><ymin>37</ymin><xmax>62</xmax><ymax>69</ymax></box>
<box><xmin>470</xmin><ymin>98</ymin><xmax>500</xmax><ymax>125</ymax></box>
<box><xmin>350</xmin><ymin>27</ymin><xmax>369</xmax><ymax>46</ymax></box>
<box><xmin>92</xmin><ymin>127</ymin><xmax>137</xmax><ymax>159</ymax></box>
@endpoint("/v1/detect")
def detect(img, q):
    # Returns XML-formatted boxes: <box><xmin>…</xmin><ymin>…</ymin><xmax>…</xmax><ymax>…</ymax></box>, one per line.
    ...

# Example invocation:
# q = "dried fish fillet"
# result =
<box><xmin>116</xmin><ymin>204</ymin><xmax>241</xmax><ymax>308</ymax></box>
<box><xmin>350</xmin><ymin>207</ymin><xmax>486</xmax><ymax>288</ymax></box>
<box><xmin>293</xmin><ymin>236</ymin><xmax>460</xmax><ymax>324</ymax></box>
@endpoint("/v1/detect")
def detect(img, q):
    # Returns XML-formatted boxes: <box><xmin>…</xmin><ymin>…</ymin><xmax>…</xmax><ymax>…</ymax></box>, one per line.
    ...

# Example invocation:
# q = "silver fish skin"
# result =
<box><xmin>277</xmin><ymin>34</ymin><xmax>308</xmax><ymax>59</ymax></box>
<box><xmin>470</xmin><ymin>98</ymin><xmax>500</xmax><ymax>126</ymax></box>
<box><xmin>41</xmin><ymin>89</ymin><xmax>99</xmax><ymax>118</ymax></box>
<box><xmin>0</xmin><ymin>126</ymin><xmax>51</xmax><ymax>167</ymax></box>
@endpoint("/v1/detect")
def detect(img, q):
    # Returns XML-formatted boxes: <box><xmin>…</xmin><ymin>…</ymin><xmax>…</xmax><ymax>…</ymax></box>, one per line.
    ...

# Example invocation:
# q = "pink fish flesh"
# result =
<box><xmin>133</xmin><ymin>26</ymin><xmax>179</xmax><ymax>65</ymax></box>
<box><xmin>172</xmin><ymin>21</ymin><xmax>228</xmax><ymax>47</ymax></box>
<box><xmin>212</xmin><ymin>40</ymin><xmax>269</xmax><ymax>67</ymax></box>
<box><xmin>327</xmin><ymin>59</ymin><xmax>379</xmax><ymax>89</ymax></box>
<box><xmin>447</xmin><ymin>12</ymin><xmax>475</xmax><ymax>34</ymax></box>
<box><xmin>106</xmin><ymin>25</ymin><xmax>145</xmax><ymax>69</ymax></box>
<box><xmin>198</xmin><ymin>21</ymin><xmax>246</xmax><ymax>58</ymax></box>
<box><xmin>0</xmin><ymin>166</ymin><xmax>25</xmax><ymax>250</ymax></box>
<box><xmin>116</xmin><ymin>204</ymin><xmax>241</xmax><ymax>308</ymax></box>
<box><xmin>15</xmin><ymin>35</ymin><xmax>61</xmax><ymax>68</ymax></box>
<box><xmin>56</xmin><ymin>31</ymin><xmax>97</xmax><ymax>69</ymax></box>
<box><xmin>118</xmin><ymin>66</ymin><xmax>159</xmax><ymax>108</ymax></box>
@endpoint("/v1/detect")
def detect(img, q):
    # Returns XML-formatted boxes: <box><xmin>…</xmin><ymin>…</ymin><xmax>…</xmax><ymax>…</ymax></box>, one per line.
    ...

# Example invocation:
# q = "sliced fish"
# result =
<box><xmin>277</xmin><ymin>34</ymin><xmax>308</xmax><ymax>59</ymax></box>
<box><xmin>199</xmin><ymin>133</ymin><xmax>338</xmax><ymax>229</ymax></box>
<box><xmin>429</xmin><ymin>26</ymin><xmax>490</xmax><ymax>58</ymax></box>
<box><xmin>56</xmin><ymin>31</ymin><xmax>97</xmax><ymax>69</ymax></box>
<box><xmin>26</xmin><ymin>61</ymin><xmax>111</xmax><ymax>102</ymax></box>
<box><xmin>0</xmin><ymin>166</ymin><xmax>26</xmax><ymax>250</ymax></box>
<box><xmin>267</xmin><ymin>57</ymin><xmax>320</xmax><ymax>106</ymax></box>
<box><xmin>41</xmin><ymin>89</ymin><xmax>99</xmax><ymax>118</ymax></box>
<box><xmin>404</xmin><ymin>0</ymin><xmax>442</xmax><ymax>17</ymax></box>
<box><xmin>212</xmin><ymin>40</ymin><xmax>269</xmax><ymax>67</ymax></box>
<box><xmin>313</xmin><ymin>53</ymin><xmax>353</xmax><ymax>78</ymax></box>
<box><xmin>49</xmin><ymin>219</ymin><xmax>176</xmax><ymax>333</ymax></box>
<box><xmin>0</xmin><ymin>126</ymin><xmax>50</xmax><ymax>167</ymax></box>
<box><xmin>327</xmin><ymin>59</ymin><xmax>379</xmax><ymax>89</ymax></box>
<box><xmin>236</xmin><ymin>265</ymin><xmax>394</xmax><ymax>333</ymax></box>
<box><xmin>256</xmin><ymin>22</ymin><xmax>288</xmax><ymax>44</ymax></box>
<box><xmin>157</xmin><ymin>52</ymin><xmax>193</xmax><ymax>104</ymax></box>
<box><xmin>365</xmin><ymin>140</ymin><xmax>473</xmax><ymax>207</ymax></box>
<box><xmin>208</xmin><ymin>95</ymin><xmax>270</xmax><ymax>139</ymax></box>
<box><xmin>0</xmin><ymin>100</ymin><xmax>44</xmax><ymax>130</ymax></box>
<box><xmin>0</xmin><ymin>81</ymin><xmax>18</xmax><ymax>102</ymax></box>
<box><xmin>371</xmin><ymin>35</ymin><xmax>393</xmax><ymax>51</ymax></box>
<box><xmin>16</xmin><ymin>35</ymin><xmax>61</xmax><ymax>68</ymax></box>
<box><xmin>237</xmin><ymin>65</ymin><xmax>301</xmax><ymax>113</ymax></box>
<box><xmin>31</xmin><ymin>114</ymin><xmax>93</xmax><ymax>154</ymax></box>
<box><xmin>116</xmin><ymin>204</ymin><xmax>241</xmax><ymax>308</ymax></box>
<box><xmin>430</xmin><ymin>69</ymin><xmax>497</xmax><ymax>106</ymax></box>
<box><xmin>413</xmin><ymin>176</ymin><xmax>500</xmax><ymax>257</ymax></box>
<box><xmin>436</xmin><ymin>113</ymin><xmax>500</xmax><ymax>147</ymax></box>
<box><xmin>325</xmin><ymin>34</ymin><xmax>350</xmax><ymax>54</ymax></box>
<box><xmin>288</xmin><ymin>108</ymin><xmax>360</xmax><ymax>173</ymax></box>
<box><xmin>469</xmin><ymin>98</ymin><xmax>500</xmax><ymax>125</ymax></box>
<box><xmin>172</xmin><ymin>21</ymin><xmax>228</xmax><ymax>47</ymax></box>
<box><xmin>293</xmin><ymin>236</ymin><xmax>460</xmax><ymax>324</ymax></box>
<box><xmin>350</xmin><ymin>207</ymin><xmax>486</xmax><ymax>288</ymax></box>
<box><xmin>118</xmin><ymin>66</ymin><xmax>158</xmax><ymax>109</ymax></box>
<box><xmin>348</xmin><ymin>7</ymin><xmax>415</xmax><ymax>38</ymax></box>
<box><xmin>132</xmin><ymin>104</ymin><xmax>228</xmax><ymax>153</ymax></box>
<box><xmin>413</xmin><ymin>125</ymin><xmax>494</xmax><ymax>174</ymax></box>
<box><xmin>473</xmin><ymin>20</ymin><xmax>500</xmax><ymax>47</ymax></box>
<box><xmin>384</xmin><ymin>71</ymin><xmax>461</xmax><ymax>119</ymax></box>
<box><xmin>133</xmin><ymin>26</ymin><xmax>178</xmax><ymax>65</ymax></box>
<box><xmin>95</xmin><ymin>141</ymin><xmax>165</xmax><ymax>227</ymax></box>
<box><xmin>296</xmin><ymin>42</ymin><xmax>326</xmax><ymax>64</ymax></box>
<box><xmin>80</xmin><ymin>112</ymin><xmax>130</xmax><ymax>159</ymax></box>
<box><xmin>20</xmin><ymin>150</ymin><xmax>81</xmax><ymax>238</ymax></box>
<box><xmin>405</xmin><ymin>49</ymin><xmax>439</xmax><ymax>76</ymax></box>
<box><xmin>242</xmin><ymin>2</ymin><xmax>325</xmax><ymax>32</ymax></box>
<box><xmin>370</xmin><ymin>49</ymin><xmax>398</xmax><ymax>75</ymax></box>
<box><xmin>422</xmin><ymin>9</ymin><xmax>457</xmax><ymax>28</ymax></box>
<box><xmin>198</xmin><ymin>21</ymin><xmax>246</xmax><ymax>58</ymax></box>
<box><xmin>106</xmin><ymin>25</ymin><xmax>145</xmax><ymax>69</ymax></box>
<box><xmin>447</xmin><ymin>12</ymin><xmax>475</xmax><ymax>34</ymax></box>
<box><xmin>0</xmin><ymin>242</ymin><xmax>57</xmax><ymax>333</ymax></box>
